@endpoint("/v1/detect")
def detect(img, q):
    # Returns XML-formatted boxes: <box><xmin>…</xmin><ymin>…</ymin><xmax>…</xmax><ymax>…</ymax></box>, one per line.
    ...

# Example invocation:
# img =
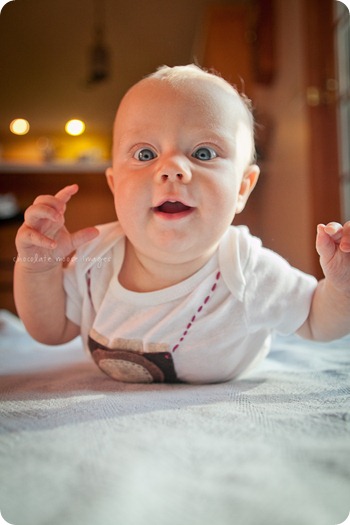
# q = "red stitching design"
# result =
<box><xmin>172</xmin><ymin>271</ymin><xmax>221</xmax><ymax>352</ymax></box>
<box><xmin>86</xmin><ymin>268</ymin><xmax>93</xmax><ymax>307</ymax></box>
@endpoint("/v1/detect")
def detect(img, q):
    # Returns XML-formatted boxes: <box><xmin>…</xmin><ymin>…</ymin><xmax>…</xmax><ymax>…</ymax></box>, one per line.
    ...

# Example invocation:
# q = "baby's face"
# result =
<box><xmin>106</xmin><ymin>77</ymin><xmax>258</xmax><ymax>268</ymax></box>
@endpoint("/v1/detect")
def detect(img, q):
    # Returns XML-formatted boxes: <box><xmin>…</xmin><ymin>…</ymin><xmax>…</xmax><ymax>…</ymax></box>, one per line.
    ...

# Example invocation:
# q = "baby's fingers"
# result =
<box><xmin>322</xmin><ymin>222</ymin><xmax>343</xmax><ymax>242</ymax></box>
<box><xmin>317</xmin><ymin>221</ymin><xmax>350</xmax><ymax>257</ymax></box>
<box><xmin>31</xmin><ymin>185</ymin><xmax>79</xmax><ymax>214</ymax></box>
<box><xmin>54</xmin><ymin>184</ymin><xmax>79</xmax><ymax>204</ymax></box>
<box><xmin>323</xmin><ymin>221</ymin><xmax>350</xmax><ymax>252</ymax></box>
<box><xmin>70</xmin><ymin>226</ymin><xmax>99</xmax><ymax>250</ymax></box>
<box><xmin>340</xmin><ymin>221</ymin><xmax>350</xmax><ymax>252</ymax></box>
<box><xmin>24</xmin><ymin>185</ymin><xmax>79</xmax><ymax>231</ymax></box>
<box><xmin>24</xmin><ymin>202</ymin><xmax>61</xmax><ymax>228</ymax></box>
<box><xmin>16</xmin><ymin>224</ymin><xmax>57</xmax><ymax>250</ymax></box>
<box><xmin>316</xmin><ymin>224</ymin><xmax>337</xmax><ymax>261</ymax></box>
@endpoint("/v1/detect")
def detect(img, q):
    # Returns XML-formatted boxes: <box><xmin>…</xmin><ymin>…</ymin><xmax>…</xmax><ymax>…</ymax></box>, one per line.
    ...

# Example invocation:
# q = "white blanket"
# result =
<box><xmin>0</xmin><ymin>310</ymin><xmax>349</xmax><ymax>525</ymax></box>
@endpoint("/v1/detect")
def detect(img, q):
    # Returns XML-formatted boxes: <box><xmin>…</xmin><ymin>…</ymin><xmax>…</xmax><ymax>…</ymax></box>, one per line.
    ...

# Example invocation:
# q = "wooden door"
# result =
<box><xmin>304</xmin><ymin>0</ymin><xmax>341</xmax><ymax>276</ymax></box>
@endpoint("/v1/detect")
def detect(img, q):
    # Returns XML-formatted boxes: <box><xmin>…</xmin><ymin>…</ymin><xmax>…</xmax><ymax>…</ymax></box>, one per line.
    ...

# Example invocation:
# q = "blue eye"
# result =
<box><xmin>135</xmin><ymin>148</ymin><xmax>157</xmax><ymax>161</ymax></box>
<box><xmin>192</xmin><ymin>146</ymin><xmax>217</xmax><ymax>161</ymax></box>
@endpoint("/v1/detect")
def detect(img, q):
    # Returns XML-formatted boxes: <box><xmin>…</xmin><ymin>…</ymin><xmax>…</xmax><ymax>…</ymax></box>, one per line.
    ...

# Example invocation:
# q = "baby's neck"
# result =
<box><xmin>118</xmin><ymin>239</ymin><xmax>217</xmax><ymax>293</ymax></box>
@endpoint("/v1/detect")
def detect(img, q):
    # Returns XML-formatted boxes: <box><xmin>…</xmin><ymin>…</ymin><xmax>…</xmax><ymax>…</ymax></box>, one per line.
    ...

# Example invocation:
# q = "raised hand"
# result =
<box><xmin>15</xmin><ymin>184</ymin><xmax>99</xmax><ymax>271</ymax></box>
<box><xmin>316</xmin><ymin>221</ymin><xmax>350</xmax><ymax>293</ymax></box>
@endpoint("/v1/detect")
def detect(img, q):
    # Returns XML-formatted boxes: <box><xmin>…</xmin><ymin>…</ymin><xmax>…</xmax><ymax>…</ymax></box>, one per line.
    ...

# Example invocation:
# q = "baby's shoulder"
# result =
<box><xmin>73</xmin><ymin>221</ymin><xmax>123</xmax><ymax>270</ymax></box>
<box><xmin>93</xmin><ymin>221</ymin><xmax>124</xmax><ymax>248</ymax></box>
<box><xmin>220</xmin><ymin>225</ymin><xmax>262</xmax><ymax>267</ymax></box>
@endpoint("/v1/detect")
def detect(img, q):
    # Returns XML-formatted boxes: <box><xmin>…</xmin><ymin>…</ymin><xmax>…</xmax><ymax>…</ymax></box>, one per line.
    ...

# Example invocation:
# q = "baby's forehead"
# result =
<box><xmin>116</xmin><ymin>74</ymin><xmax>252</xmax><ymax>130</ymax></box>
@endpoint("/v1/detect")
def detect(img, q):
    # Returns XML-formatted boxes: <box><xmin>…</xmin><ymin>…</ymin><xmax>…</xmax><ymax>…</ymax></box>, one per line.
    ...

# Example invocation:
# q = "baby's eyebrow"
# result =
<box><xmin>116</xmin><ymin>129</ymin><xmax>143</xmax><ymax>142</ymax></box>
<box><xmin>114</xmin><ymin>131</ymin><xmax>148</xmax><ymax>151</ymax></box>
<box><xmin>194</xmin><ymin>131</ymin><xmax>233</xmax><ymax>143</ymax></box>
<box><xmin>191</xmin><ymin>131</ymin><xmax>236</xmax><ymax>151</ymax></box>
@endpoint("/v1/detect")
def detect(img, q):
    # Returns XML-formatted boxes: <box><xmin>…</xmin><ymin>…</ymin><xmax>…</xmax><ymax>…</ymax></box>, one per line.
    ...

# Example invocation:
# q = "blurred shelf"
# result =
<box><xmin>0</xmin><ymin>160</ymin><xmax>111</xmax><ymax>174</ymax></box>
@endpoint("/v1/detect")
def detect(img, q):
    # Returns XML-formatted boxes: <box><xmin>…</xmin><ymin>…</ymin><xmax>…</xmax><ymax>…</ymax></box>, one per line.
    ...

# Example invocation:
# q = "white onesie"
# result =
<box><xmin>63</xmin><ymin>222</ymin><xmax>317</xmax><ymax>384</ymax></box>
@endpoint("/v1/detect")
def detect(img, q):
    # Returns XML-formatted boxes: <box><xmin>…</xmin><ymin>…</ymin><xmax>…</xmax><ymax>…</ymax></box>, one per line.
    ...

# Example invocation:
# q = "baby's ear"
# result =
<box><xmin>105</xmin><ymin>167</ymin><xmax>115</xmax><ymax>193</ymax></box>
<box><xmin>236</xmin><ymin>164</ymin><xmax>260</xmax><ymax>214</ymax></box>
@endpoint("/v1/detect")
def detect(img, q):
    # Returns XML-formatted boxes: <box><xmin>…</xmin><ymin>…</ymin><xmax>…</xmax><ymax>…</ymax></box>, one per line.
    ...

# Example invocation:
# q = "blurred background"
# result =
<box><xmin>0</xmin><ymin>0</ymin><xmax>349</xmax><ymax>312</ymax></box>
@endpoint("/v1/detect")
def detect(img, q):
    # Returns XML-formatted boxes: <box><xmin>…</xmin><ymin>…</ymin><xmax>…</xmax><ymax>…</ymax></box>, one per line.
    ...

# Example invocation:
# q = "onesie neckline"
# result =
<box><xmin>109</xmin><ymin>237</ymin><xmax>220</xmax><ymax>306</ymax></box>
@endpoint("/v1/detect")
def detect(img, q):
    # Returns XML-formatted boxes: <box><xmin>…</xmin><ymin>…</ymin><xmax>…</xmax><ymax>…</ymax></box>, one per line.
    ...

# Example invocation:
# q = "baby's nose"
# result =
<box><xmin>155</xmin><ymin>156</ymin><xmax>192</xmax><ymax>184</ymax></box>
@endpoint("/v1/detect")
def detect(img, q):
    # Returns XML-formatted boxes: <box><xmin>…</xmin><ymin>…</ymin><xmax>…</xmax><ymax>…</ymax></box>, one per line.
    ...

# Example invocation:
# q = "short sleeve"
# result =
<box><xmin>244</xmin><ymin>242</ymin><xmax>317</xmax><ymax>335</ymax></box>
<box><xmin>63</xmin><ymin>258</ymin><xmax>83</xmax><ymax>326</ymax></box>
<box><xmin>62</xmin><ymin>222</ymin><xmax>124</xmax><ymax>339</ymax></box>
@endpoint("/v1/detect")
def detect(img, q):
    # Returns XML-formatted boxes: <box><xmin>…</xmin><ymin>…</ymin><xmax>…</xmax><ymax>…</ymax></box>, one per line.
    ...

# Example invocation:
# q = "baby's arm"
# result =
<box><xmin>297</xmin><ymin>221</ymin><xmax>350</xmax><ymax>341</ymax></box>
<box><xmin>14</xmin><ymin>184</ymin><xmax>99</xmax><ymax>344</ymax></box>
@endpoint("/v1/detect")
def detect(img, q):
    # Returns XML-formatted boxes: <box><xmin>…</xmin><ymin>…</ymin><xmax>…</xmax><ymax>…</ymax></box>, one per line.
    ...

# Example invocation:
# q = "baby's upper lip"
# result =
<box><xmin>152</xmin><ymin>197</ymin><xmax>195</xmax><ymax>209</ymax></box>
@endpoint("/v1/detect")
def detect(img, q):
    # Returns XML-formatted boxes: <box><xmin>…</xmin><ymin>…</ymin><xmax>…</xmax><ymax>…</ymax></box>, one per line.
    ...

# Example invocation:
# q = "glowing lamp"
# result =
<box><xmin>10</xmin><ymin>118</ymin><xmax>30</xmax><ymax>135</ymax></box>
<box><xmin>65</xmin><ymin>119</ymin><xmax>86</xmax><ymax>136</ymax></box>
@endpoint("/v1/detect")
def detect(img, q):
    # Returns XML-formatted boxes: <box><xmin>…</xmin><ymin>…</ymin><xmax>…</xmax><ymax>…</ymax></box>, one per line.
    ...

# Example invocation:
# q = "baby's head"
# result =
<box><xmin>106</xmin><ymin>64</ymin><xmax>259</xmax><ymax>270</ymax></box>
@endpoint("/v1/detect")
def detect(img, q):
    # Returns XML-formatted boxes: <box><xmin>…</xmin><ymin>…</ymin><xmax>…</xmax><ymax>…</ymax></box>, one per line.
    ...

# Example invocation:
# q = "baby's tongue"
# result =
<box><xmin>159</xmin><ymin>201</ymin><xmax>190</xmax><ymax>214</ymax></box>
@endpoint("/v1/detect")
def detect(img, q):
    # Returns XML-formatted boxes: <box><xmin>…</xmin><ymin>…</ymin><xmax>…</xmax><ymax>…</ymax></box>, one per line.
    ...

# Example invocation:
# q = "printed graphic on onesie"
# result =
<box><xmin>88</xmin><ymin>328</ymin><xmax>181</xmax><ymax>383</ymax></box>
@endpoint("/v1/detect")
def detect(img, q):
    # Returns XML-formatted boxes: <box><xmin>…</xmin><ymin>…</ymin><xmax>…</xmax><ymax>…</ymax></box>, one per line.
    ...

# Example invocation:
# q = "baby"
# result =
<box><xmin>14</xmin><ymin>64</ymin><xmax>350</xmax><ymax>384</ymax></box>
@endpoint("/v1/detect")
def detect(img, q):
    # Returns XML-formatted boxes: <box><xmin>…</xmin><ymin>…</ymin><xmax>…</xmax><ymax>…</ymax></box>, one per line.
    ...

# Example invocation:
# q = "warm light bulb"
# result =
<box><xmin>10</xmin><ymin>118</ymin><xmax>30</xmax><ymax>135</ymax></box>
<box><xmin>65</xmin><ymin>119</ymin><xmax>86</xmax><ymax>136</ymax></box>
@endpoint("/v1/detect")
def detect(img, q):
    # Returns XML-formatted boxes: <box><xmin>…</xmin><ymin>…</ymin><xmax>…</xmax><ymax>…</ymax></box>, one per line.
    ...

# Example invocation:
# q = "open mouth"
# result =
<box><xmin>153</xmin><ymin>201</ymin><xmax>193</xmax><ymax>215</ymax></box>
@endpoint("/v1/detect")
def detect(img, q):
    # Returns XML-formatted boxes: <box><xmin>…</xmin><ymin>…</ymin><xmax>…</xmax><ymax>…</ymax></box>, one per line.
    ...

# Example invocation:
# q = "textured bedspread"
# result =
<box><xmin>0</xmin><ymin>310</ymin><xmax>349</xmax><ymax>525</ymax></box>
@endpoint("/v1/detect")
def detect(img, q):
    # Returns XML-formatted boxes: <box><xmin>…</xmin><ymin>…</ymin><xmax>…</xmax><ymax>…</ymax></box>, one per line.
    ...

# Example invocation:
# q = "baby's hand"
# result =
<box><xmin>316</xmin><ymin>221</ymin><xmax>350</xmax><ymax>292</ymax></box>
<box><xmin>15</xmin><ymin>184</ymin><xmax>99</xmax><ymax>272</ymax></box>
